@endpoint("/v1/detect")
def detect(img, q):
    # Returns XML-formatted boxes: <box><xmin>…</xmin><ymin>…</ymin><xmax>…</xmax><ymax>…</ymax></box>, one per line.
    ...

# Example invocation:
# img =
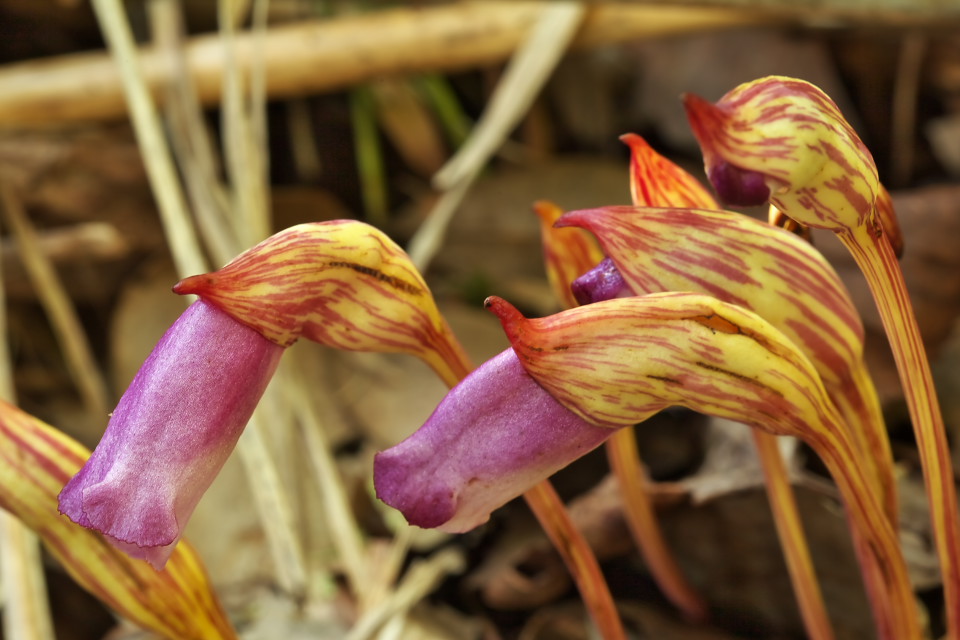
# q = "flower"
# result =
<box><xmin>1</xmin><ymin>399</ymin><xmax>236</xmax><ymax>639</ymax></box>
<box><xmin>684</xmin><ymin>74</ymin><xmax>958</xmax><ymax>637</ymax></box>
<box><xmin>485</xmin><ymin>293</ymin><xmax>917</xmax><ymax>638</ymax></box>
<box><xmin>682</xmin><ymin>75</ymin><xmax>879</xmax><ymax>233</ymax></box>
<box><xmin>60</xmin><ymin>220</ymin><xmax>472</xmax><ymax>567</ymax></box>
<box><xmin>560</xmin><ymin>204</ymin><xmax>895</xmax><ymax>521</ymax></box>
<box><xmin>374</xmin><ymin>348</ymin><xmax>613</xmax><ymax>532</ymax></box>
<box><xmin>59</xmin><ymin>300</ymin><xmax>283</xmax><ymax>569</ymax></box>
<box><xmin>373</xmin><ymin>286</ymin><xmax>842</xmax><ymax>530</ymax></box>
<box><xmin>566</xmin><ymin>133</ymin><xmax>894</xmax><ymax>520</ymax></box>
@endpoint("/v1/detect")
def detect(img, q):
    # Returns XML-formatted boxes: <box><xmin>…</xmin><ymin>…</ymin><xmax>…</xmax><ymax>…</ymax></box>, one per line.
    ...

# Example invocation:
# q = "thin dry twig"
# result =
<box><xmin>280</xmin><ymin>351</ymin><xmax>369</xmax><ymax>602</ymax></box>
<box><xmin>96</xmin><ymin>0</ymin><xmax>309</xmax><ymax>598</ymax></box>
<box><xmin>344</xmin><ymin>548</ymin><xmax>466</xmax><ymax>640</ymax></box>
<box><xmin>0</xmin><ymin>515</ymin><xmax>53</xmax><ymax>640</ymax></box>
<box><xmin>0</xmin><ymin>194</ymin><xmax>54</xmax><ymax>640</ymax></box>
<box><xmin>0</xmin><ymin>184</ymin><xmax>110</xmax><ymax>421</ymax></box>
<box><xmin>90</xmin><ymin>0</ymin><xmax>207</xmax><ymax>278</ymax></box>
<box><xmin>408</xmin><ymin>2</ymin><xmax>585</xmax><ymax>270</ymax></box>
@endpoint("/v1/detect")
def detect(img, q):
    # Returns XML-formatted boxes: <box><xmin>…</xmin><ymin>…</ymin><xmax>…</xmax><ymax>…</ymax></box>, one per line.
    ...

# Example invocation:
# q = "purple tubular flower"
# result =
<box><xmin>374</xmin><ymin>348</ymin><xmax>615</xmax><ymax>532</ymax></box>
<box><xmin>571</xmin><ymin>257</ymin><xmax>630</xmax><ymax>306</ymax></box>
<box><xmin>58</xmin><ymin>300</ymin><xmax>283</xmax><ymax>569</ymax></box>
<box><xmin>707</xmin><ymin>161</ymin><xmax>771</xmax><ymax>207</ymax></box>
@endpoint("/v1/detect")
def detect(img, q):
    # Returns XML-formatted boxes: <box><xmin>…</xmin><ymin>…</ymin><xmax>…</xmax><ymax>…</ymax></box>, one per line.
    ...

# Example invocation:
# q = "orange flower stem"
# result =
<box><xmin>523</xmin><ymin>480</ymin><xmax>627</xmax><ymax>640</ymax></box>
<box><xmin>751</xmin><ymin>431</ymin><xmax>835</xmax><ymax>640</ymax></box>
<box><xmin>812</xmin><ymin>417</ymin><xmax>920</xmax><ymax>640</ymax></box>
<box><xmin>605</xmin><ymin>428</ymin><xmax>708</xmax><ymax>622</ymax></box>
<box><xmin>832</xmin><ymin>363</ymin><xmax>899</xmax><ymax>526</ymax></box>
<box><xmin>841</xmin><ymin>225</ymin><xmax>960</xmax><ymax>639</ymax></box>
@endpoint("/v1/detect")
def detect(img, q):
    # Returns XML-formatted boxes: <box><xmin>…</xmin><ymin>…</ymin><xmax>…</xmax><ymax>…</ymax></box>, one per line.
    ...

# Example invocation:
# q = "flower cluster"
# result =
<box><xmin>1</xmin><ymin>75</ymin><xmax>945</xmax><ymax>640</ymax></box>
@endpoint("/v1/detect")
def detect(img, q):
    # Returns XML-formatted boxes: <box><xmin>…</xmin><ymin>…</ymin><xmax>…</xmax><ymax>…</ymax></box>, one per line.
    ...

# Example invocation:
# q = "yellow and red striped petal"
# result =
<box><xmin>0</xmin><ymin>400</ymin><xmax>235</xmax><ymax>640</ymax></box>
<box><xmin>485</xmin><ymin>293</ymin><xmax>831</xmax><ymax>433</ymax></box>
<box><xmin>560</xmin><ymin>204</ymin><xmax>896</xmax><ymax>522</ymax></box>
<box><xmin>683</xmin><ymin>76</ymin><xmax>882</xmax><ymax>236</ymax></box>
<box><xmin>174</xmin><ymin>221</ymin><xmax>472</xmax><ymax>387</ymax></box>
<box><xmin>482</xmin><ymin>293</ymin><xmax>918</xmax><ymax>637</ymax></box>
<box><xmin>534</xmin><ymin>200</ymin><xmax>605</xmax><ymax>309</ymax></box>
<box><xmin>560</xmin><ymin>206</ymin><xmax>863</xmax><ymax>384</ymax></box>
<box><xmin>621</xmin><ymin>133</ymin><xmax>718</xmax><ymax>209</ymax></box>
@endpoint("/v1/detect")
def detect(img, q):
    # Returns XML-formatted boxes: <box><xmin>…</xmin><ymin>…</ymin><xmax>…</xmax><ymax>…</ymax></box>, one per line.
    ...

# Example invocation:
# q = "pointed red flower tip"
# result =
<box><xmin>620</xmin><ymin>133</ymin><xmax>719</xmax><ymax>209</ymax></box>
<box><xmin>483</xmin><ymin>295</ymin><xmax>525</xmax><ymax>340</ymax></box>
<box><xmin>679</xmin><ymin>96</ymin><xmax>771</xmax><ymax>207</ymax></box>
<box><xmin>680</xmin><ymin>94</ymin><xmax>732</xmax><ymax>169</ymax></box>
<box><xmin>174</xmin><ymin>220</ymin><xmax>472</xmax><ymax>387</ymax></box>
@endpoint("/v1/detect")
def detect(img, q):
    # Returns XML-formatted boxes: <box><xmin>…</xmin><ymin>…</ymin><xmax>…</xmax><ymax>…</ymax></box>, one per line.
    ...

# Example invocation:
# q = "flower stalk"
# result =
<box><xmin>486</xmin><ymin>292</ymin><xmax>919</xmax><ymax>639</ymax></box>
<box><xmin>567</xmin><ymin>134</ymin><xmax>849</xmax><ymax>631</ymax></box>
<box><xmin>523</xmin><ymin>481</ymin><xmax>627</xmax><ymax>640</ymax></box>
<box><xmin>684</xmin><ymin>75</ymin><xmax>956</xmax><ymax>636</ymax></box>
<box><xmin>175</xmin><ymin>220</ymin><xmax>624</xmax><ymax>638</ymax></box>
<box><xmin>537</xmin><ymin>190</ymin><xmax>708</xmax><ymax>623</ymax></box>
<box><xmin>605</xmin><ymin>428</ymin><xmax>708</xmax><ymax>621</ymax></box>
<box><xmin>842</xmin><ymin>224</ymin><xmax>959</xmax><ymax>633</ymax></box>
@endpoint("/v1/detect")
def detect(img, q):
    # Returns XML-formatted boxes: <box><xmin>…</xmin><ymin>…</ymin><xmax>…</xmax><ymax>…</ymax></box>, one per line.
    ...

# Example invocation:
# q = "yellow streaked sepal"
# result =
<box><xmin>621</xmin><ymin>133</ymin><xmax>718</xmax><ymax>209</ymax></box>
<box><xmin>684</xmin><ymin>76</ymin><xmax>880</xmax><ymax>234</ymax></box>
<box><xmin>175</xmin><ymin>220</ymin><xmax>472</xmax><ymax>387</ymax></box>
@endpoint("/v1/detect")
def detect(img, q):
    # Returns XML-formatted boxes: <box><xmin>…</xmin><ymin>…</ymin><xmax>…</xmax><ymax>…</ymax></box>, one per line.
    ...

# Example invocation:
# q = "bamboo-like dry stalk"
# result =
<box><xmin>411</xmin><ymin>7</ymin><xmax>630</xmax><ymax>636</ymax></box>
<box><xmin>278</xmin><ymin>351</ymin><xmax>369</xmax><ymax>605</ymax></box>
<box><xmin>0</xmin><ymin>2</ymin><xmax>773</xmax><ymax>129</ymax></box>
<box><xmin>344</xmin><ymin>548</ymin><xmax>465</xmax><ymax>640</ymax></box>
<box><xmin>409</xmin><ymin>2</ymin><xmax>586</xmax><ymax>270</ymax></box>
<box><xmin>0</xmin><ymin>516</ymin><xmax>54</xmax><ymax>640</ymax></box>
<box><xmin>93</xmin><ymin>0</ymin><xmax>309</xmax><ymax>599</ymax></box>
<box><xmin>152</xmin><ymin>0</ymin><xmax>383</xmax><ymax>610</ymax></box>
<box><xmin>0</xmin><ymin>185</ymin><xmax>111</xmax><ymax>421</ymax></box>
<box><xmin>0</xmin><ymin>192</ymin><xmax>54</xmax><ymax>640</ymax></box>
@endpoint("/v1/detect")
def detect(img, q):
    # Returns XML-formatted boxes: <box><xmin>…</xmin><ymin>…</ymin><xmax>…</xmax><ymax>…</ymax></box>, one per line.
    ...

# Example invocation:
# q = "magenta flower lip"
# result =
<box><xmin>58</xmin><ymin>300</ymin><xmax>283</xmax><ymax>569</ymax></box>
<box><xmin>571</xmin><ymin>256</ymin><xmax>629</xmax><ymax>306</ymax></box>
<box><xmin>707</xmin><ymin>161</ymin><xmax>771</xmax><ymax>207</ymax></box>
<box><xmin>374</xmin><ymin>348</ymin><xmax>615</xmax><ymax>532</ymax></box>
